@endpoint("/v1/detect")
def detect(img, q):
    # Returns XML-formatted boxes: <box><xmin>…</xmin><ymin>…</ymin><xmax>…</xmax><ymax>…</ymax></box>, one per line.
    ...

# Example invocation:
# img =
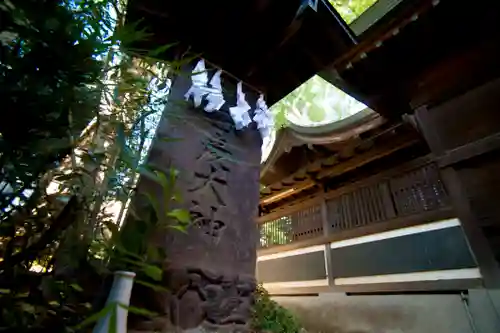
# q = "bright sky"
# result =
<box><xmin>273</xmin><ymin>74</ymin><xmax>367</xmax><ymax>128</ymax></box>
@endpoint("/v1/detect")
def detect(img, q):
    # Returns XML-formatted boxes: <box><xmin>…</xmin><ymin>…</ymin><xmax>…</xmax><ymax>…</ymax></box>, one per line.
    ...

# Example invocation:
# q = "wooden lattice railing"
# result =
<box><xmin>258</xmin><ymin>160</ymin><xmax>450</xmax><ymax>249</ymax></box>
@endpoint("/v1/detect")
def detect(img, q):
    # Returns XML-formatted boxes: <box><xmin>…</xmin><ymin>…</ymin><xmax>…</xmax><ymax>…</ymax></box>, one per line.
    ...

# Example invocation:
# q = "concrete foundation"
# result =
<box><xmin>274</xmin><ymin>293</ymin><xmax>474</xmax><ymax>333</ymax></box>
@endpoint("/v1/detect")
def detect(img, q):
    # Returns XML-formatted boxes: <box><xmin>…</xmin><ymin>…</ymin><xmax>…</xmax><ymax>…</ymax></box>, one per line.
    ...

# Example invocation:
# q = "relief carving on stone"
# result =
<box><xmin>170</xmin><ymin>267</ymin><xmax>256</xmax><ymax>331</ymax></box>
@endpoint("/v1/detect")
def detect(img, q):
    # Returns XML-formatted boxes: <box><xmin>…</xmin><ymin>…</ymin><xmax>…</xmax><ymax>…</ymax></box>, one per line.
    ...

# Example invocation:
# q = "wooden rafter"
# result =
<box><xmin>260</xmin><ymin>126</ymin><xmax>420</xmax><ymax>206</ymax></box>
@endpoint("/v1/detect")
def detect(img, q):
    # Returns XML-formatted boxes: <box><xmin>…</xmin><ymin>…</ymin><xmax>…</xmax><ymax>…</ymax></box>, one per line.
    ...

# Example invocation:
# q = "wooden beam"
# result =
<box><xmin>267</xmin><ymin>278</ymin><xmax>482</xmax><ymax>295</ymax></box>
<box><xmin>437</xmin><ymin>131</ymin><xmax>500</xmax><ymax>168</ymax></box>
<box><xmin>332</xmin><ymin>0</ymin><xmax>434</xmax><ymax>70</ymax></box>
<box><xmin>410</xmin><ymin>41</ymin><xmax>500</xmax><ymax>110</ymax></box>
<box><xmin>261</xmin><ymin>181</ymin><xmax>315</xmax><ymax>206</ymax></box>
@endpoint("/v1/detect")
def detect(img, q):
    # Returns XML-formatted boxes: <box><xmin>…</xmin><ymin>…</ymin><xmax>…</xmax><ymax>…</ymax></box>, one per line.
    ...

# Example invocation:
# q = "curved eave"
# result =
<box><xmin>287</xmin><ymin>108</ymin><xmax>383</xmax><ymax>144</ymax></box>
<box><xmin>260</xmin><ymin>109</ymin><xmax>385</xmax><ymax>182</ymax></box>
<box><xmin>260</xmin><ymin>129</ymin><xmax>291</xmax><ymax>183</ymax></box>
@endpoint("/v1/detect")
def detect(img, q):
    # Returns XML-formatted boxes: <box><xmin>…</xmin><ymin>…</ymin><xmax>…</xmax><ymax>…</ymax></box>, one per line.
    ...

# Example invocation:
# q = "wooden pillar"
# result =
<box><xmin>415</xmin><ymin>77</ymin><xmax>500</xmax><ymax>291</ymax></box>
<box><xmin>130</xmin><ymin>65</ymin><xmax>262</xmax><ymax>332</ymax></box>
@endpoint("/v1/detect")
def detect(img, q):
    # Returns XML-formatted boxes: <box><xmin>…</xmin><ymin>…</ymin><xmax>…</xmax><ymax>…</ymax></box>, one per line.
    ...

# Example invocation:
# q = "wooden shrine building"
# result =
<box><xmin>253</xmin><ymin>0</ymin><xmax>500</xmax><ymax>297</ymax></box>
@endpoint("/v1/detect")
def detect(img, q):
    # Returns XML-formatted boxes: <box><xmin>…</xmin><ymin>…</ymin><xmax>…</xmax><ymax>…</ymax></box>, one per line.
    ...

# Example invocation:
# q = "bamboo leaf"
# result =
<box><xmin>135</xmin><ymin>279</ymin><xmax>169</xmax><ymax>292</ymax></box>
<box><xmin>72</xmin><ymin>303</ymin><xmax>113</xmax><ymax>330</ymax></box>
<box><xmin>115</xmin><ymin>256</ymin><xmax>144</xmax><ymax>268</ymax></box>
<box><xmin>142</xmin><ymin>192</ymin><xmax>160</xmax><ymax>217</ymax></box>
<box><xmin>118</xmin><ymin>303</ymin><xmax>158</xmax><ymax>317</ymax></box>
<box><xmin>167</xmin><ymin>209</ymin><xmax>191</xmax><ymax>224</ymax></box>
<box><xmin>143</xmin><ymin>265</ymin><xmax>162</xmax><ymax>281</ymax></box>
<box><xmin>169</xmin><ymin>225</ymin><xmax>188</xmax><ymax>234</ymax></box>
<box><xmin>168</xmin><ymin>168</ymin><xmax>179</xmax><ymax>187</ymax></box>
<box><xmin>147</xmin><ymin>43</ymin><xmax>177</xmax><ymax>57</ymax></box>
<box><xmin>109</xmin><ymin>303</ymin><xmax>117</xmax><ymax>333</ymax></box>
<box><xmin>20</xmin><ymin>303</ymin><xmax>36</xmax><ymax>314</ymax></box>
<box><xmin>153</xmin><ymin>170</ymin><xmax>169</xmax><ymax>189</ymax></box>
<box><xmin>70</xmin><ymin>283</ymin><xmax>84</xmax><ymax>292</ymax></box>
<box><xmin>114</xmin><ymin>244</ymin><xmax>144</xmax><ymax>261</ymax></box>
<box><xmin>171</xmin><ymin>190</ymin><xmax>182</xmax><ymax>202</ymax></box>
<box><xmin>138</xmin><ymin>165</ymin><xmax>157</xmax><ymax>180</ymax></box>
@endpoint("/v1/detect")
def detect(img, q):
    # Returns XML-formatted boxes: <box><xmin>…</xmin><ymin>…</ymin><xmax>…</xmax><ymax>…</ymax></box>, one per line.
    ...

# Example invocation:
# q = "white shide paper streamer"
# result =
<box><xmin>185</xmin><ymin>59</ymin><xmax>274</xmax><ymax>138</ymax></box>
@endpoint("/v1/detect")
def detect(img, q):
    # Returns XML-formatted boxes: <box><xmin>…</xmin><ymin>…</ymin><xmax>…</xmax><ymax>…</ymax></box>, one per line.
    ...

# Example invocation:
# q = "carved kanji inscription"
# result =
<box><xmin>190</xmin><ymin>200</ymin><xmax>226</xmax><ymax>243</ymax></box>
<box><xmin>188</xmin><ymin>125</ymin><xmax>233</xmax><ymax>240</ymax></box>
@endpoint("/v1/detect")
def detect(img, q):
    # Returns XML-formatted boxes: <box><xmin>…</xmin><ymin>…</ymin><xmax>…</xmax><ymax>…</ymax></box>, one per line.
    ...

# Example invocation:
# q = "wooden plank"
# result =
<box><xmin>405</xmin><ymin>172</ymin><xmax>418</xmax><ymax>215</ymax></box>
<box><xmin>257</xmin><ymin>207</ymin><xmax>454</xmax><ymax>256</ymax></box>
<box><xmin>373</xmin><ymin>183</ymin><xmax>386</xmax><ymax>221</ymax></box>
<box><xmin>351</xmin><ymin>190</ymin><xmax>361</xmax><ymax>227</ymax></box>
<box><xmin>364</xmin><ymin>186</ymin><xmax>377</xmax><ymax>224</ymax></box>
<box><xmin>366</xmin><ymin>185</ymin><xmax>380</xmax><ymax>222</ymax></box>
<box><xmin>381</xmin><ymin>181</ymin><xmax>397</xmax><ymax>219</ymax></box>
<box><xmin>340</xmin><ymin>195</ymin><xmax>348</xmax><ymax>230</ymax></box>
<box><xmin>371</xmin><ymin>185</ymin><xmax>383</xmax><ymax>222</ymax></box>
<box><xmin>345</xmin><ymin>193</ymin><xmax>354</xmax><ymax>230</ymax></box>
<box><xmin>415</xmin><ymin>78</ymin><xmax>500</xmax><ymax>153</ymax></box>
<box><xmin>327</xmin><ymin>199</ymin><xmax>337</xmax><ymax>232</ymax></box>
<box><xmin>361</xmin><ymin>187</ymin><xmax>370</xmax><ymax>224</ymax></box>
<box><xmin>440</xmin><ymin>168</ymin><xmax>500</xmax><ymax>289</ymax></box>
<box><xmin>321</xmin><ymin>199</ymin><xmax>329</xmax><ymax>236</ymax></box>
<box><xmin>267</xmin><ymin>278</ymin><xmax>482</xmax><ymax>295</ymax></box>
<box><xmin>360</xmin><ymin>189</ymin><xmax>369</xmax><ymax>226</ymax></box>
<box><xmin>437</xmin><ymin>131</ymin><xmax>500</xmax><ymax>168</ymax></box>
<box><xmin>333</xmin><ymin>278</ymin><xmax>483</xmax><ymax>294</ymax></box>
<box><xmin>414</xmin><ymin>105</ymin><xmax>445</xmax><ymax>154</ymax></box>
<box><xmin>356</xmin><ymin>188</ymin><xmax>365</xmax><ymax>226</ymax></box>
<box><xmin>409</xmin><ymin>40</ymin><xmax>500</xmax><ymax>111</ymax></box>
<box><xmin>332</xmin><ymin>0</ymin><xmax>434</xmax><ymax>69</ymax></box>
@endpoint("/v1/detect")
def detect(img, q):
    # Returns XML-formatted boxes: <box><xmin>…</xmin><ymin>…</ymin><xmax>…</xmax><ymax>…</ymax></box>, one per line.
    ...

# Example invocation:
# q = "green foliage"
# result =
<box><xmin>270</xmin><ymin>75</ymin><xmax>366</xmax><ymax>129</ymax></box>
<box><xmin>260</xmin><ymin>217</ymin><xmax>292</xmax><ymax>247</ymax></box>
<box><xmin>0</xmin><ymin>0</ymin><xmax>191</xmax><ymax>331</ymax></box>
<box><xmin>251</xmin><ymin>284</ymin><xmax>302</xmax><ymax>333</ymax></box>
<box><xmin>101</xmin><ymin>166</ymin><xmax>190</xmax><ymax>281</ymax></box>
<box><xmin>329</xmin><ymin>0</ymin><xmax>379</xmax><ymax>24</ymax></box>
<box><xmin>0</xmin><ymin>0</ymin><xmax>102</xmax><ymax>214</ymax></box>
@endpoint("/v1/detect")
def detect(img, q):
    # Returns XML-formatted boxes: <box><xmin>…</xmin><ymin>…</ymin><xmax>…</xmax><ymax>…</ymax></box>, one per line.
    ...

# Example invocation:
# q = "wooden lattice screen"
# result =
<box><xmin>259</xmin><ymin>162</ymin><xmax>450</xmax><ymax>249</ymax></box>
<box><xmin>327</xmin><ymin>181</ymin><xmax>395</xmax><ymax>232</ymax></box>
